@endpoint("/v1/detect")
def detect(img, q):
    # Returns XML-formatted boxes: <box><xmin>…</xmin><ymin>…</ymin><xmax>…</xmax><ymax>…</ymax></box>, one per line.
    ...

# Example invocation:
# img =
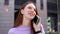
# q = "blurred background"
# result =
<box><xmin>0</xmin><ymin>0</ymin><xmax>60</xmax><ymax>34</ymax></box>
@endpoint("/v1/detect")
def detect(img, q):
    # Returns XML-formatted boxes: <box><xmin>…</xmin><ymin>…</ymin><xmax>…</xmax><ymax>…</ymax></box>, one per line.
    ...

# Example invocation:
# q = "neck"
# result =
<box><xmin>22</xmin><ymin>16</ymin><xmax>31</xmax><ymax>27</ymax></box>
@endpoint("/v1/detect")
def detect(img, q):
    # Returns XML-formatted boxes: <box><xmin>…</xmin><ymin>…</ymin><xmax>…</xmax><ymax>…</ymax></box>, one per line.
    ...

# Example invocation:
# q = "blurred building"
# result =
<box><xmin>0</xmin><ymin>0</ymin><xmax>14</xmax><ymax>34</ymax></box>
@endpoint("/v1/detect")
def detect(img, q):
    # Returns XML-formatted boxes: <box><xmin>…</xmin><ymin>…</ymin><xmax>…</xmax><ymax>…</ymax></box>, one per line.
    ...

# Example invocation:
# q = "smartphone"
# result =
<box><xmin>33</xmin><ymin>16</ymin><xmax>40</xmax><ymax>25</ymax></box>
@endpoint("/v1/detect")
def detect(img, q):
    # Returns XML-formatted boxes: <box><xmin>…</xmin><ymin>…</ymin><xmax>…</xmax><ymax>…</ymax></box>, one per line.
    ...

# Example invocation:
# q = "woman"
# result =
<box><xmin>8</xmin><ymin>1</ymin><xmax>45</xmax><ymax>34</ymax></box>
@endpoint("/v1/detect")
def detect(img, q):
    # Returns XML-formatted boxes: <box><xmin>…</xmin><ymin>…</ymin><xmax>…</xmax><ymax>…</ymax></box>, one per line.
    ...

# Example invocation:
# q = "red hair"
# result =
<box><xmin>14</xmin><ymin>1</ymin><xmax>39</xmax><ymax>34</ymax></box>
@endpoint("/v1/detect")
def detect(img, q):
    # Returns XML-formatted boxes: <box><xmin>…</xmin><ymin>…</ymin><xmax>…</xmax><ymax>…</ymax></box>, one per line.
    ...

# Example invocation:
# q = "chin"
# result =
<box><xmin>28</xmin><ymin>16</ymin><xmax>34</xmax><ymax>20</ymax></box>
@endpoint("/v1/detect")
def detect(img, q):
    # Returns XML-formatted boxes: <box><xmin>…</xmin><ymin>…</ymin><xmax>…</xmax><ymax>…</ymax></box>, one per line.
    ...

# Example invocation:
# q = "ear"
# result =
<box><xmin>21</xmin><ymin>9</ymin><xmax>24</xmax><ymax>14</ymax></box>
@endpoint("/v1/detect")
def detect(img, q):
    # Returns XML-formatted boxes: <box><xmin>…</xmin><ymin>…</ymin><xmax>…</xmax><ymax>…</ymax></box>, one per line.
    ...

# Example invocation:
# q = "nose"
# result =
<box><xmin>29</xmin><ymin>10</ymin><xmax>34</xmax><ymax>13</ymax></box>
<box><xmin>31</xmin><ymin>9</ymin><xmax>35</xmax><ymax>13</ymax></box>
<box><xmin>30</xmin><ymin>9</ymin><xmax>36</xmax><ymax>15</ymax></box>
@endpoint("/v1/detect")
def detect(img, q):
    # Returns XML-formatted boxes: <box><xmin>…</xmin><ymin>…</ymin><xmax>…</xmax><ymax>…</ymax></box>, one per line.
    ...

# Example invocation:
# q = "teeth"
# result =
<box><xmin>30</xmin><ymin>14</ymin><xmax>34</xmax><ymax>16</ymax></box>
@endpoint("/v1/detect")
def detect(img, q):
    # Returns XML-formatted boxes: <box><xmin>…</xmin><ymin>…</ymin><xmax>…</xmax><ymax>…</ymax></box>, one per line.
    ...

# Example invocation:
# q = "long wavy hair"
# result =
<box><xmin>14</xmin><ymin>1</ymin><xmax>39</xmax><ymax>34</ymax></box>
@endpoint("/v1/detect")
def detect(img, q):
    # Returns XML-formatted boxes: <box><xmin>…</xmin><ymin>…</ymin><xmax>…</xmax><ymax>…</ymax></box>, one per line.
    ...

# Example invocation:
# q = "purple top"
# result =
<box><xmin>8</xmin><ymin>24</ymin><xmax>45</xmax><ymax>34</ymax></box>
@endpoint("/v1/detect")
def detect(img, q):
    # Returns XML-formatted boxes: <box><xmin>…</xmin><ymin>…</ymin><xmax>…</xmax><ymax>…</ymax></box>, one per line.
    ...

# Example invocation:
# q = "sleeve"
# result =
<box><xmin>40</xmin><ymin>24</ymin><xmax>45</xmax><ymax>34</ymax></box>
<box><xmin>8</xmin><ymin>28</ymin><xmax>14</xmax><ymax>34</ymax></box>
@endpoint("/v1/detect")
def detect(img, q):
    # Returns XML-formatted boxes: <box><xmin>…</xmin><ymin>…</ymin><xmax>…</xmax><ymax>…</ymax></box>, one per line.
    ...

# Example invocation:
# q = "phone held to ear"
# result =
<box><xmin>33</xmin><ymin>15</ymin><xmax>40</xmax><ymax>25</ymax></box>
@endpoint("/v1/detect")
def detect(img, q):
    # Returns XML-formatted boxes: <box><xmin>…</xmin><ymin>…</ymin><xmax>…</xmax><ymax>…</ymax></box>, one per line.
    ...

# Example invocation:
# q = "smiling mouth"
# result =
<box><xmin>29</xmin><ymin>13</ymin><xmax>35</xmax><ymax>17</ymax></box>
<box><xmin>28</xmin><ymin>11</ymin><xmax>36</xmax><ymax>17</ymax></box>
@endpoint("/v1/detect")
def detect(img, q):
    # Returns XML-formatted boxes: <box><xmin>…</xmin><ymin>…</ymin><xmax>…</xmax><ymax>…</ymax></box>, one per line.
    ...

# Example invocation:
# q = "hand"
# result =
<box><xmin>33</xmin><ymin>17</ymin><xmax>41</xmax><ymax>31</ymax></box>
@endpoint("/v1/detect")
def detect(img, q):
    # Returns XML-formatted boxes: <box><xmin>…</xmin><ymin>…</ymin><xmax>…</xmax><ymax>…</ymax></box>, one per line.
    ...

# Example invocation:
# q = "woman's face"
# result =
<box><xmin>21</xmin><ymin>3</ymin><xmax>36</xmax><ymax>20</ymax></box>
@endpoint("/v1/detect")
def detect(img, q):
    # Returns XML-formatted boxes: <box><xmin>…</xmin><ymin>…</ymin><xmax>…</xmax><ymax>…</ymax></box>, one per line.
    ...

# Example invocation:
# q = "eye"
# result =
<box><xmin>28</xmin><ymin>6</ymin><xmax>36</xmax><ymax>11</ymax></box>
<box><xmin>34</xmin><ymin>9</ymin><xmax>36</xmax><ymax>11</ymax></box>
<box><xmin>28</xmin><ymin>6</ymin><xmax>32</xmax><ymax>9</ymax></box>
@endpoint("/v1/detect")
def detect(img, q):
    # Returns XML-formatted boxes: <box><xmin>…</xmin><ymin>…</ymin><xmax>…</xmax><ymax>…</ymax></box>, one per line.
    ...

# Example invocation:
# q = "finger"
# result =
<box><xmin>33</xmin><ymin>21</ymin><xmax>38</xmax><ymax>25</ymax></box>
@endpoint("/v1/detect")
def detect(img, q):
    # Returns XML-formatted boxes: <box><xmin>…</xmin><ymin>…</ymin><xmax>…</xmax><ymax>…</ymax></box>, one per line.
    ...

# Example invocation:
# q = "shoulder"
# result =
<box><xmin>8</xmin><ymin>28</ymin><xmax>16</xmax><ymax>34</ymax></box>
<box><xmin>40</xmin><ymin>24</ymin><xmax>44</xmax><ymax>30</ymax></box>
<box><xmin>40</xmin><ymin>24</ymin><xmax>45</xmax><ymax>34</ymax></box>
<box><xmin>40</xmin><ymin>24</ymin><xmax>44</xmax><ymax>28</ymax></box>
<box><xmin>8</xmin><ymin>25</ymin><xmax>25</xmax><ymax>34</ymax></box>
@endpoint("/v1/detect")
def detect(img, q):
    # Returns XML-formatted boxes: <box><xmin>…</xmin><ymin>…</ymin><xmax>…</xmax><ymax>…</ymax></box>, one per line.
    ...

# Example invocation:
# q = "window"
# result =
<box><xmin>4</xmin><ymin>0</ymin><xmax>9</xmax><ymax>5</ymax></box>
<box><xmin>40</xmin><ymin>0</ymin><xmax>43</xmax><ymax>9</ymax></box>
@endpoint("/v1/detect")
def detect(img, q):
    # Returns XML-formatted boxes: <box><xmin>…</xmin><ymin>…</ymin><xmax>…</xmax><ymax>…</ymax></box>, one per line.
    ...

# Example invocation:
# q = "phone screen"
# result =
<box><xmin>33</xmin><ymin>16</ymin><xmax>40</xmax><ymax>25</ymax></box>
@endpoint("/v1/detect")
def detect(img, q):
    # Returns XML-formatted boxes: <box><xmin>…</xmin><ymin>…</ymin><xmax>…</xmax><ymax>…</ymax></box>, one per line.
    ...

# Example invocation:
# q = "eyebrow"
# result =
<box><xmin>28</xmin><ymin>6</ymin><xmax>36</xmax><ymax>10</ymax></box>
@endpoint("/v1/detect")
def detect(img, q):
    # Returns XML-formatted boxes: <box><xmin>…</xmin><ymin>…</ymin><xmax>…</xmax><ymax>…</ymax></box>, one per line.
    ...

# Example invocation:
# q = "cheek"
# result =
<box><xmin>34</xmin><ymin>11</ymin><xmax>36</xmax><ymax>15</ymax></box>
<box><xmin>23</xmin><ymin>10</ymin><xmax>28</xmax><ymax>15</ymax></box>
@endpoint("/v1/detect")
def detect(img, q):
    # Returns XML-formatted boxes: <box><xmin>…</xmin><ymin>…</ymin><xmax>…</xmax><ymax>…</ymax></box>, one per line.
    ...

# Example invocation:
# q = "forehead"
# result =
<box><xmin>25</xmin><ymin>3</ymin><xmax>36</xmax><ymax>9</ymax></box>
